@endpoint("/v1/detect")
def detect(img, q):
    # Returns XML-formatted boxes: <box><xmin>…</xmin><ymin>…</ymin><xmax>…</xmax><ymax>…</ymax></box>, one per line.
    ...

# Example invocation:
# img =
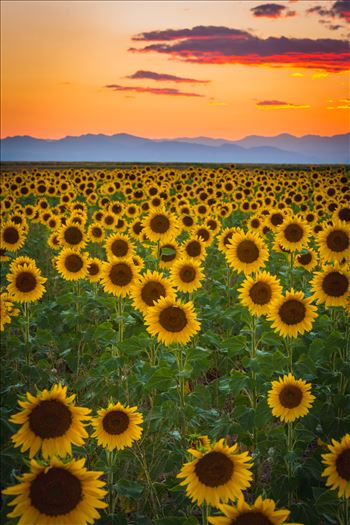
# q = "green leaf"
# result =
<box><xmin>114</xmin><ymin>479</ymin><xmax>144</xmax><ymax>499</ymax></box>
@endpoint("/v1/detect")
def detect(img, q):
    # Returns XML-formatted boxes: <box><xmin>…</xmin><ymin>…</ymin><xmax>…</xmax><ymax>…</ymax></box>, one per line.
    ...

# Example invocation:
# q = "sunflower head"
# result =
<box><xmin>317</xmin><ymin>220</ymin><xmax>350</xmax><ymax>263</ymax></box>
<box><xmin>7</xmin><ymin>261</ymin><xmax>47</xmax><ymax>303</ymax></box>
<box><xmin>105</xmin><ymin>233</ymin><xmax>135</xmax><ymax>260</ymax></box>
<box><xmin>322</xmin><ymin>433</ymin><xmax>350</xmax><ymax>499</ymax></box>
<box><xmin>143</xmin><ymin>208</ymin><xmax>179</xmax><ymax>243</ymax></box>
<box><xmin>56</xmin><ymin>248</ymin><xmax>89</xmax><ymax>281</ymax></box>
<box><xmin>238</xmin><ymin>271</ymin><xmax>282</xmax><ymax>317</ymax></box>
<box><xmin>101</xmin><ymin>258</ymin><xmax>139</xmax><ymax>297</ymax></box>
<box><xmin>131</xmin><ymin>270</ymin><xmax>175</xmax><ymax>314</ymax></box>
<box><xmin>267</xmin><ymin>373</ymin><xmax>315</xmax><ymax>423</ymax></box>
<box><xmin>226</xmin><ymin>231</ymin><xmax>269</xmax><ymax>275</ymax></box>
<box><xmin>170</xmin><ymin>257</ymin><xmax>204</xmax><ymax>293</ymax></box>
<box><xmin>267</xmin><ymin>289</ymin><xmax>317</xmax><ymax>338</ymax></box>
<box><xmin>275</xmin><ymin>216</ymin><xmax>310</xmax><ymax>252</ymax></box>
<box><xmin>311</xmin><ymin>264</ymin><xmax>350</xmax><ymax>308</ymax></box>
<box><xmin>59</xmin><ymin>222</ymin><xmax>86</xmax><ymax>249</ymax></box>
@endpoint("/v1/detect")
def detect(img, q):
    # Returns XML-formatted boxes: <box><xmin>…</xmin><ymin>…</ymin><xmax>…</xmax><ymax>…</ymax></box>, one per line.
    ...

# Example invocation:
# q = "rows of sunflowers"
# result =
<box><xmin>0</xmin><ymin>164</ymin><xmax>349</xmax><ymax>525</ymax></box>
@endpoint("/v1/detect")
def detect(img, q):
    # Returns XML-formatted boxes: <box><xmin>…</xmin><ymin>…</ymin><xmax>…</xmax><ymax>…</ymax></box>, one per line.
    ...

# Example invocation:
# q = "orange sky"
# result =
<box><xmin>1</xmin><ymin>0</ymin><xmax>349</xmax><ymax>139</ymax></box>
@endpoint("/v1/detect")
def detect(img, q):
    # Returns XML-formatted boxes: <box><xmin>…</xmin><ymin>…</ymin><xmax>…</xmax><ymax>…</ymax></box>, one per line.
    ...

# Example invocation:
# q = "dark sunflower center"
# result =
<box><xmin>179</xmin><ymin>265</ymin><xmax>196</xmax><ymax>283</ymax></box>
<box><xmin>186</xmin><ymin>240</ymin><xmax>201</xmax><ymax>257</ymax></box>
<box><xmin>159</xmin><ymin>306</ymin><xmax>187</xmax><ymax>332</ymax></box>
<box><xmin>64</xmin><ymin>226</ymin><xmax>83</xmax><ymax>245</ymax></box>
<box><xmin>0</xmin><ymin>249</ymin><xmax>6</xmax><ymax>256</ymax></box>
<box><xmin>111</xmin><ymin>239</ymin><xmax>128</xmax><ymax>257</ymax></box>
<box><xmin>194</xmin><ymin>451</ymin><xmax>233</xmax><ymax>487</ymax></box>
<box><xmin>284</xmin><ymin>224</ymin><xmax>303</xmax><ymax>243</ymax></box>
<box><xmin>232</xmin><ymin>511</ymin><xmax>273</xmax><ymax>525</ymax></box>
<box><xmin>339</xmin><ymin>208</ymin><xmax>350</xmax><ymax>222</ymax></box>
<box><xmin>105</xmin><ymin>215</ymin><xmax>114</xmax><ymax>225</ymax></box>
<box><xmin>92</xmin><ymin>227</ymin><xmax>102</xmax><ymax>237</ymax></box>
<box><xmin>30</xmin><ymin>467</ymin><xmax>82</xmax><ymax>516</ymax></box>
<box><xmin>279</xmin><ymin>385</ymin><xmax>303</xmax><ymax>408</ymax></box>
<box><xmin>133</xmin><ymin>222</ymin><xmax>143</xmax><ymax>235</ymax></box>
<box><xmin>326</xmin><ymin>230</ymin><xmax>349</xmax><ymax>252</ymax></box>
<box><xmin>251</xmin><ymin>219</ymin><xmax>260</xmax><ymax>229</ymax></box>
<box><xmin>109</xmin><ymin>263</ymin><xmax>132</xmax><ymax>286</ymax></box>
<box><xmin>197</xmin><ymin>228</ymin><xmax>210</xmax><ymax>242</ymax></box>
<box><xmin>183</xmin><ymin>216</ymin><xmax>194</xmax><ymax>227</ymax></box>
<box><xmin>29</xmin><ymin>400</ymin><xmax>72</xmax><ymax>438</ymax></box>
<box><xmin>271</xmin><ymin>213</ymin><xmax>283</xmax><ymax>226</ymax></box>
<box><xmin>65</xmin><ymin>254</ymin><xmax>83</xmax><ymax>273</ymax></box>
<box><xmin>15</xmin><ymin>271</ymin><xmax>37</xmax><ymax>293</ymax></box>
<box><xmin>279</xmin><ymin>299</ymin><xmax>306</xmax><ymax>325</ymax></box>
<box><xmin>249</xmin><ymin>282</ymin><xmax>272</xmax><ymax>305</ymax></box>
<box><xmin>336</xmin><ymin>449</ymin><xmax>350</xmax><ymax>481</ymax></box>
<box><xmin>3</xmin><ymin>226</ymin><xmax>19</xmax><ymax>244</ymax></box>
<box><xmin>102</xmin><ymin>410</ymin><xmax>129</xmax><ymax>435</ymax></box>
<box><xmin>223</xmin><ymin>232</ymin><xmax>233</xmax><ymax>247</ymax></box>
<box><xmin>236</xmin><ymin>240</ymin><xmax>259</xmax><ymax>263</ymax></box>
<box><xmin>297</xmin><ymin>252</ymin><xmax>312</xmax><ymax>265</ymax></box>
<box><xmin>150</xmin><ymin>214</ymin><xmax>170</xmax><ymax>234</ymax></box>
<box><xmin>88</xmin><ymin>263</ymin><xmax>99</xmax><ymax>276</ymax></box>
<box><xmin>141</xmin><ymin>281</ymin><xmax>166</xmax><ymax>306</ymax></box>
<box><xmin>322</xmin><ymin>272</ymin><xmax>348</xmax><ymax>297</ymax></box>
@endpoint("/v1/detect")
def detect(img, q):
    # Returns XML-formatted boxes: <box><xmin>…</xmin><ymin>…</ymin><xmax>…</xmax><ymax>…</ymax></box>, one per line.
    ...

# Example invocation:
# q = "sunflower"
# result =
<box><xmin>158</xmin><ymin>241</ymin><xmax>180</xmax><ymax>269</ymax></box>
<box><xmin>275</xmin><ymin>216</ymin><xmax>310</xmax><ymax>252</ymax></box>
<box><xmin>177</xmin><ymin>439</ymin><xmax>253</xmax><ymax>507</ymax></box>
<box><xmin>1</xmin><ymin>222</ymin><xmax>26</xmax><ymax>252</ymax></box>
<box><xmin>294</xmin><ymin>248</ymin><xmax>318</xmax><ymax>272</ymax></box>
<box><xmin>144</xmin><ymin>296</ymin><xmax>200</xmax><ymax>346</ymax></box>
<box><xmin>267</xmin><ymin>373</ymin><xmax>315</xmax><ymax>423</ymax></box>
<box><xmin>101</xmin><ymin>257</ymin><xmax>139</xmax><ymax>297</ymax></box>
<box><xmin>56</xmin><ymin>248</ymin><xmax>89</xmax><ymax>281</ymax></box>
<box><xmin>0</xmin><ymin>248</ymin><xmax>10</xmax><ymax>262</ymax></box>
<box><xmin>47</xmin><ymin>231</ymin><xmax>61</xmax><ymax>251</ymax></box>
<box><xmin>268</xmin><ymin>289</ymin><xmax>317</xmax><ymax>338</ymax></box>
<box><xmin>87</xmin><ymin>223</ymin><xmax>105</xmax><ymax>243</ymax></box>
<box><xmin>217</xmin><ymin>227</ymin><xmax>240</xmax><ymax>254</ymax></box>
<box><xmin>311</xmin><ymin>264</ymin><xmax>350</xmax><ymax>307</ymax></box>
<box><xmin>105</xmin><ymin>232</ymin><xmax>135</xmax><ymax>260</ymax></box>
<box><xmin>226</xmin><ymin>231</ymin><xmax>269</xmax><ymax>275</ymax></box>
<box><xmin>87</xmin><ymin>257</ymin><xmax>103</xmax><ymax>283</ymax></box>
<box><xmin>7</xmin><ymin>262</ymin><xmax>47</xmax><ymax>303</ymax></box>
<box><xmin>0</xmin><ymin>291</ymin><xmax>19</xmax><ymax>331</ymax></box>
<box><xmin>238</xmin><ymin>271</ymin><xmax>282</xmax><ymax>316</ymax></box>
<box><xmin>322</xmin><ymin>434</ymin><xmax>350</xmax><ymax>498</ymax></box>
<box><xmin>10</xmin><ymin>384</ymin><xmax>91</xmax><ymax>458</ymax></box>
<box><xmin>170</xmin><ymin>257</ymin><xmax>204</xmax><ymax>293</ymax></box>
<box><xmin>182</xmin><ymin>238</ymin><xmax>207</xmax><ymax>261</ymax></box>
<box><xmin>317</xmin><ymin>220</ymin><xmax>350</xmax><ymax>263</ymax></box>
<box><xmin>91</xmin><ymin>401</ymin><xmax>143</xmax><ymax>451</ymax></box>
<box><xmin>266</xmin><ymin>209</ymin><xmax>286</xmax><ymax>232</ymax></box>
<box><xmin>143</xmin><ymin>208</ymin><xmax>179</xmax><ymax>243</ymax></box>
<box><xmin>2</xmin><ymin>457</ymin><xmax>107</xmax><ymax>525</ymax></box>
<box><xmin>131</xmin><ymin>270</ymin><xmax>175</xmax><ymax>314</ymax></box>
<box><xmin>208</xmin><ymin>495</ymin><xmax>301</xmax><ymax>525</ymax></box>
<box><xmin>59</xmin><ymin>222</ymin><xmax>86</xmax><ymax>249</ymax></box>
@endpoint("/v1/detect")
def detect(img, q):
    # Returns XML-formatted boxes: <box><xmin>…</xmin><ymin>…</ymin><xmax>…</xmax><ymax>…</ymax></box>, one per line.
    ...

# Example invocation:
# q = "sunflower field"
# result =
<box><xmin>0</xmin><ymin>164</ymin><xmax>349</xmax><ymax>525</ymax></box>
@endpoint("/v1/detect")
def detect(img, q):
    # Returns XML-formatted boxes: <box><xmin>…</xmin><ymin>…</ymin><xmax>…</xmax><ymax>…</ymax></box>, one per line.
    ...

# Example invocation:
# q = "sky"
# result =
<box><xmin>1</xmin><ymin>0</ymin><xmax>349</xmax><ymax>139</ymax></box>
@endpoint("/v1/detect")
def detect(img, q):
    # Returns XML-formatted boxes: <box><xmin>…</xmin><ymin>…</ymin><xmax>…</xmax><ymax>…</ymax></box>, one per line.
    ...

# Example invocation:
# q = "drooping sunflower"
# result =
<box><xmin>56</xmin><ymin>248</ymin><xmax>89</xmax><ymax>281</ymax></box>
<box><xmin>317</xmin><ymin>220</ymin><xmax>350</xmax><ymax>263</ymax></box>
<box><xmin>177</xmin><ymin>438</ymin><xmax>253</xmax><ymax>507</ymax></box>
<box><xmin>1</xmin><ymin>222</ymin><xmax>26</xmax><ymax>252</ymax></box>
<box><xmin>238</xmin><ymin>271</ymin><xmax>282</xmax><ymax>316</ymax></box>
<box><xmin>208</xmin><ymin>495</ymin><xmax>301</xmax><ymax>525</ymax></box>
<box><xmin>131</xmin><ymin>270</ymin><xmax>175</xmax><ymax>314</ymax></box>
<box><xmin>105</xmin><ymin>232</ymin><xmax>135</xmax><ymax>260</ymax></box>
<box><xmin>144</xmin><ymin>296</ymin><xmax>200</xmax><ymax>346</ymax></box>
<box><xmin>275</xmin><ymin>216</ymin><xmax>310</xmax><ymax>252</ymax></box>
<box><xmin>2</xmin><ymin>457</ymin><xmax>107</xmax><ymax>525</ymax></box>
<box><xmin>294</xmin><ymin>248</ymin><xmax>318</xmax><ymax>272</ymax></box>
<box><xmin>87</xmin><ymin>257</ymin><xmax>103</xmax><ymax>283</ymax></box>
<box><xmin>321</xmin><ymin>434</ymin><xmax>350</xmax><ymax>499</ymax></box>
<box><xmin>143</xmin><ymin>208</ymin><xmax>179</xmax><ymax>243</ymax></box>
<box><xmin>170</xmin><ymin>257</ymin><xmax>204</xmax><ymax>293</ymax></box>
<box><xmin>226</xmin><ymin>231</ymin><xmax>269</xmax><ymax>275</ymax></box>
<box><xmin>7</xmin><ymin>261</ymin><xmax>47</xmax><ymax>303</ymax></box>
<box><xmin>267</xmin><ymin>373</ymin><xmax>315</xmax><ymax>423</ymax></box>
<box><xmin>101</xmin><ymin>257</ymin><xmax>139</xmax><ymax>297</ymax></box>
<box><xmin>59</xmin><ymin>221</ymin><xmax>86</xmax><ymax>249</ymax></box>
<box><xmin>268</xmin><ymin>289</ymin><xmax>317</xmax><ymax>338</ymax></box>
<box><xmin>91</xmin><ymin>401</ymin><xmax>143</xmax><ymax>451</ymax></box>
<box><xmin>10</xmin><ymin>384</ymin><xmax>91</xmax><ymax>458</ymax></box>
<box><xmin>0</xmin><ymin>291</ymin><xmax>19</xmax><ymax>331</ymax></box>
<box><xmin>311</xmin><ymin>264</ymin><xmax>350</xmax><ymax>307</ymax></box>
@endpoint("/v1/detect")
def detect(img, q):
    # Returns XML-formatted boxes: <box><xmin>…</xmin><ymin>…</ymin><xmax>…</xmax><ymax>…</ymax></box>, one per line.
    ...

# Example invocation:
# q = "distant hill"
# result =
<box><xmin>1</xmin><ymin>132</ymin><xmax>349</xmax><ymax>164</ymax></box>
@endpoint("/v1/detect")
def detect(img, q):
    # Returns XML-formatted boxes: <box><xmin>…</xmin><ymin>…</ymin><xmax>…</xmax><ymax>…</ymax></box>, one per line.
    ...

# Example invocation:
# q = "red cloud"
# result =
<box><xmin>126</xmin><ymin>70</ymin><xmax>209</xmax><ymax>83</ymax></box>
<box><xmin>129</xmin><ymin>27</ymin><xmax>350</xmax><ymax>72</ymax></box>
<box><xmin>105</xmin><ymin>84</ymin><xmax>204</xmax><ymax>97</ymax></box>
<box><xmin>251</xmin><ymin>3</ymin><xmax>296</xmax><ymax>18</ymax></box>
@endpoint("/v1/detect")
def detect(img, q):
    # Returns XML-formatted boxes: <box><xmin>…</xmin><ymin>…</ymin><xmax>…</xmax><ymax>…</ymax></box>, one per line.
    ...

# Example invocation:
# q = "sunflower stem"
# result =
<box><xmin>134</xmin><ymin>441</ymin><xmax>160</xmax><ymax>517</ymax></box>
<box><xmin>289</xmin><ymin>252</ymin><xmax>295</xmax><ymax>289</ymax></box>
<box><xmin>287</xmin><ymin>421</ymin><xmax>295</xmax><ymax>507</ymax></box>
<box><xmin>117</xmin><ymin>295</ymin><xmax>124</xmax><ymax>343</ymax></box>
<box><xmin>176</xmin><ymin>345</ymin><xmax>186</xmax><ymax>409</ymax></box>
<box><xmin>23</xmin><ymin>302</ymin><xmax>31</xmax><ymax>363</ymax></box>
<box><xmin>250</xmin><ymin>315</ymin><xmax>258</xmax><ymax>449</ymax></box>
<box><xmin>201</xmin><ymin>501</ymin><xmax>209</xmax><ymax>525</ymax></box>
<box><xmin>105</xmin><ymin>449</ymin><xmax>117</xmax><ymax>516</ymax></box>
<box><xmin>156</xmin><ymin>240</ymin><xmax>160</xmax><ymax>271</ymax></box>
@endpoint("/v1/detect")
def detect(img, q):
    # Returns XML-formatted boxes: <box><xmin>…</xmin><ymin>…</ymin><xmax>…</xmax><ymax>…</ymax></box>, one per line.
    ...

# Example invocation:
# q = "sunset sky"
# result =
<box><xmin>1</xmin><ymin>0</ymin><xmax>349</xmax><ymax>139</ymax></box>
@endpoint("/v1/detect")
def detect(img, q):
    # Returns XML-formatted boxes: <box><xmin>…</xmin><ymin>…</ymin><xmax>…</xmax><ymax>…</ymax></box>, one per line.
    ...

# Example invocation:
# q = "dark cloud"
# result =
<box><xmin>327</xmin><ymin>24</ymin><xmax>343</xmax><ymax>30</ymax></box>
<box><xmin>307</xmin><ymin>1</ymin><xmax>350</xmax><ymax>23</ymax></box>
<box><xmin>251</xmin><ymin>3</ymin><xmax>295</xmax><ymax>18</ymax></box>
<box><xmin>257</xmin><ymin>100</ymin><xmax>310</xmax><ymax>108</ymax></box>
<box><xmin>126</xmin><ymin>70</ymin><xmax>209</xmax><ymax>83</ymax></box>
<box><xmin>129</xmin><ymin>26</ymin><xmax>350</xmax><ymax>72</ymax></box>
<box><xmin>105</xmin><ymin>84</ymin><xmax>204</xmax><ymax>97</ymax></box>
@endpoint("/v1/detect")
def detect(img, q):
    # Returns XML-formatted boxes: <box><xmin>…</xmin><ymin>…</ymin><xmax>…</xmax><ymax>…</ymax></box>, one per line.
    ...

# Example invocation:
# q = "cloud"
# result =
<box><xmin>328</xmin><ymin>97</ymin><xmax>350</xmax><ymax>109</ymax></box>
<box><xmin>251</xmin><ymin>3</ymin><xmax>296</xmax><ymax>18</ymax></box>
<box><xmin>290</xmin><ymin>72</ymin><xmax>304</xmax><ymax>77</ymax></box>
<box><xmin>311</xmin><ymin>72</ymin><xmax>329</xmax><ymax>79</ymax></box>
<box><xmin>105</xmin><ymin>84</ymin><xmax>204</xmax><ymax>97</ymax></box>
<box><xmin>256</xmin><ymin>100</ymin><xmax>311</xmax><ymax>108</ymax></box>
<box><xmin>126</xmin><ymin>70</ymin><xmax>210</xmax><ymax>83</ymax></box>
<box><xmin>129</xmin><ymin>26</ymin><xmax>350</xmax><ymax>72</ymax></box>
<box><xmin>307</xmin><ymin>1</ymin><xmax>350</xmax><ymax>23</ymax></box>
<box><xmin>327</xmin><ymin>24</ymin><xmax>343</xmax><ymax>30</ymax></box>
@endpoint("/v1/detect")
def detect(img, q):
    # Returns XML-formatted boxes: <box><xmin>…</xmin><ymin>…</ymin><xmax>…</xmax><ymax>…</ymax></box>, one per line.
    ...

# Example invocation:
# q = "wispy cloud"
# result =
<box><xmin>311</xmin><ymin>72</ymin><xmax>329</xmax><ymax>79</ymax></box>
<box><xmin>105</xmin><ymin>84</ymin><xmax>204</xmax><ymax>97</ymax></box>
<box><xmin>126</xmin><ymin>70</ymin><xmax>210</xmax><ymax>83</ymax></box>
<box><xmin>307</xmin><ymin>1</ymin><xmax>350</xmax><ymax>23</ymax></box>
<box><xmin>290</xmin><ymin>72</ymin><xmax>304</xmax><ymax>77</ymax></box>
<box><xmin>251</xmin><ymin>3</ymin><xmax>296</xmax><ymax>19</ymax></box>
<box><xmin>328</xmin><ymin>97</ymin><xmax>350</xmax><ymax>109</ymax></box>
<box><xmin>256</xmin><ymin>100</ymin><xmax>311</xmax><ymax>109</ymax></box>
<box><xmin>129</xmin><ymin>26</ymin><xmax>350</xmax><ymax>72</ymax></box>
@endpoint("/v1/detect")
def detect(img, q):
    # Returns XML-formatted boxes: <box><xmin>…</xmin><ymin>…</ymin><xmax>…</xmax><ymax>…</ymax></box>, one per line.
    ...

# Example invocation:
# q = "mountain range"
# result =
<box><xmin>1</xmin><ymin>132</ymin><xmax>349</xmax><ymax>164</ymax></box>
